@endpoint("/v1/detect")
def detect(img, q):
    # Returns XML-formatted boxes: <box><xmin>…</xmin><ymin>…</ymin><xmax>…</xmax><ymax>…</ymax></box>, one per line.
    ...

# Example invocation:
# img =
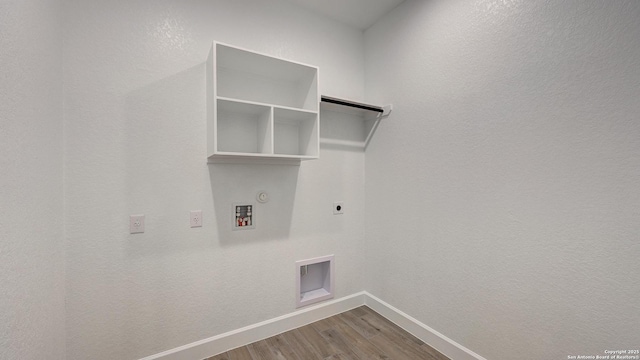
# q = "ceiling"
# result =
<box><xmin>286</xmin><ymin>0</ymin><xmax>406</xmax><ymax>30</ymax></box>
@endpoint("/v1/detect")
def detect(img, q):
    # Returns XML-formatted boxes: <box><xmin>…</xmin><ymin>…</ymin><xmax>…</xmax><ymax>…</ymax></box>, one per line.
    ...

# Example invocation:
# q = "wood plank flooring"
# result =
<box><xmin>204</xmin><ymin>306</ymin><xmax>450</xmax><ymax>360</ymax></box>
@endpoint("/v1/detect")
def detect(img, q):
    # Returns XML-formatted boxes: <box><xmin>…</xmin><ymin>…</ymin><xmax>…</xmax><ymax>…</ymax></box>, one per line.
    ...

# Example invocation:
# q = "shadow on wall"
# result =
<box><xmin>123</xmin><ymin>63</ymin><xmax>209</xmax><ymax>257</ymax></box>
<box><xmin>119</xmin><ymin>63</ymin><xmax>212</xmax><ymax>355</ymax></box>
<box><xmin>319</xmin><ymin>107</ymin><xmax>371</xmax><ymax>152</ymax></box>
<box><xmin>123</xmin><ymin>60</ymin><xmax>299</xmax><ymax>254</ymax></box>
<box><xmin>208</xmin><ymin>163</ymin><xmax>298</xmax><ymax>246</ymax></box>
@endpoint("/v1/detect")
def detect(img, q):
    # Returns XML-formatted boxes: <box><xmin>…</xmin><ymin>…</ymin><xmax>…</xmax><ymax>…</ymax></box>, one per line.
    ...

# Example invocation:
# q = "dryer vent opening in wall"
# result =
<box><xmin>296</xmin><ymin>255</ymin><xmax>334</xmax><ymax>308</ymax></box>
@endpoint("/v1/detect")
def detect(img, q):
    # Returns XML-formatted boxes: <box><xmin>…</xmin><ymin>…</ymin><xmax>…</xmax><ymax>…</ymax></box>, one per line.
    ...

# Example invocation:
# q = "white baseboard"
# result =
<box><xmin>139</xmin><ymin>292</ymin><xmax>366</xmax><ymax>360</ymax></box>
<box><xmin>140</xmin><ymin>291</ymin><xmax>485</xmax><ymax>360</ymax></box>
<box><xmin>364</xmin><ymin>293</ymin><xmax>487</xmax><ymax>360</ymax></box>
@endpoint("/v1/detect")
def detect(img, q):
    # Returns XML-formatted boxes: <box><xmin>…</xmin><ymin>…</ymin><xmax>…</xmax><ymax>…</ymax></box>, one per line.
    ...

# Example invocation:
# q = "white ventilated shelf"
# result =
<box><xmin>320</xmin><ymin>95</ymin><xmax>392</xmax><ymax>150</ymax></box>
<box><xmin>207</xmin><ymin>42</ymin><xmax>319</xmax><ymax>164</ymax></box>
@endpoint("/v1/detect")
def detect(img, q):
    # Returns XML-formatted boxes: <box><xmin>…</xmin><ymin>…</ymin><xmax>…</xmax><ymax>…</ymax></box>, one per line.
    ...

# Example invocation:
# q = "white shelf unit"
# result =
<box><xmin>207</xmin><ymin>42</ymin><xmax>319</xmax><ymax>164</ymax></box>
<box><xmin>319</xmin><ymin>95</ymin><xmax>392</xmax><ymax>150</ymax></box>
<box><xmin>296</xmin><ymin>255</ymin><xmax>335</xmax><ymax>308</ymax></box>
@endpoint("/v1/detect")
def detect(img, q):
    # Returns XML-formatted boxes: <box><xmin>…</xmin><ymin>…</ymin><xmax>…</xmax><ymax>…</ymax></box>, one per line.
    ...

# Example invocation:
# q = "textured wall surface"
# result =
<box><xmin>0</xmin><ymin>1</ymin><xmax>66</xmax><ymax>359</ymax></box>
<box><xmin>6</xmin><ymin>1</ymin><xmax>639</xmax><ymax>359</ymax></box>
<box><xmin>63</xmin><ymin>1</ymin><xmax>366</xmax><ymax>359</ymax></box>
<box><xmin>364</xmin><ymin>1</ymin><xmax>640</xmax><ymax>359</ymax></box>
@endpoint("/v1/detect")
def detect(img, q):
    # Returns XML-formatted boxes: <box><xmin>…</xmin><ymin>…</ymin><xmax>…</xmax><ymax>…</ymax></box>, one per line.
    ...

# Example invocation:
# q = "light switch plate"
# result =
<box><xmin>130</xmin><ymin>214</ymin><xmax>145</xmax><ymax>234</ymax></box>
<box><xmin>190</xmin><ymin>210</ymin><xmax>202</xmax><ymax>228</ymax></box>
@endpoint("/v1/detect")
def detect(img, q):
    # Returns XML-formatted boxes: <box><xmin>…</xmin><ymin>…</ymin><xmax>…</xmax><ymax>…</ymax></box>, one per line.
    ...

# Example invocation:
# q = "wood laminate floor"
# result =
<box><xmin>204</xmin><ymin>306</ymin><xmax>450</xmax><ymax>360</ymax></box>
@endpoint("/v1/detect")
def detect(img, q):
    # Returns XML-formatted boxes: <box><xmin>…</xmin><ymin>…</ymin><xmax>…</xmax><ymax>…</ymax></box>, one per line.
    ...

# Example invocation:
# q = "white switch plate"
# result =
<box><xmin>333</xmin><ymin>202</ymin><xmax>344</xmax><ymax>215</ymax></box>
<box><xmin>130</xmin><ymin>214</ymin><xmax>145</xmax><ymax>234</ymax></box>
<box><xmin>190</xmin><ymin>210</ymin><xmax>202</xmax><ymax>228</ymax></box>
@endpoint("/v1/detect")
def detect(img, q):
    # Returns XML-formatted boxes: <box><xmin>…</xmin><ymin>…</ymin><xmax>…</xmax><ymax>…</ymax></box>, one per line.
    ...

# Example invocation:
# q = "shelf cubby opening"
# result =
<box><xmin>216</xmin><ymin>44</ymin><xmax>318</xmax><ymax>111</ymax></box>
<box><xmin>274</xmin><ymin>108</ymin><xmax>318</xmax><ymax>157</ymax></box>
<box><xmin>216</xmin><ymin>99</ymin><xmax>272</xmax><ymax>154</ymax></box>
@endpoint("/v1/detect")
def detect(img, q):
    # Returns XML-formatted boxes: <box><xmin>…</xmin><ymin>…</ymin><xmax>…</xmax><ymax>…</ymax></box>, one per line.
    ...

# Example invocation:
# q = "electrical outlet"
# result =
<box><xmin>333</xmin><ymin>201</ymin><xmax>344</xmax><ymax>215</ymax></box>
<box><xmin>190</xmin><ymin>210</ymin><xmax>202</xmax><ymax>228</ymax></box>
<box><xmin>130</xmin><ymin>214</ymin><xmax>145</xmax><ymax>234</ymax></box>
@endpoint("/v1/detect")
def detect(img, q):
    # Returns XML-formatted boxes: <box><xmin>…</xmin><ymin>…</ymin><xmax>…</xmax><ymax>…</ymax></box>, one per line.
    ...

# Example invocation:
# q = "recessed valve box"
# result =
<box><xmin>233</xmin><ymin>204</ymin><xmax>255</xmax><ymax>230</ymax></box>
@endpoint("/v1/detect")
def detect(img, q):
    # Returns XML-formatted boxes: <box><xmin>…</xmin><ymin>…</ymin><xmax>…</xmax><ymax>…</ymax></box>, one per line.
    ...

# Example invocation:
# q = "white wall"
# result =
<box><xmin>63</xmin><ymin>0</ymin><xmax>366</xmax><ymax>359</ymax></box>
<box><xmin>0</xmin><ymin>1</ymin><xmax>66</xmax><ymax>359</ymax></box>
<box><xmin>6</xmin><ymin>1</ymin><xmax>638</xmax><ymax>359</ymax></box>
<box><xmin>364</xmin><ymin>1</ymin><xmax>640</xmax><ymax>360</ymax></box>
